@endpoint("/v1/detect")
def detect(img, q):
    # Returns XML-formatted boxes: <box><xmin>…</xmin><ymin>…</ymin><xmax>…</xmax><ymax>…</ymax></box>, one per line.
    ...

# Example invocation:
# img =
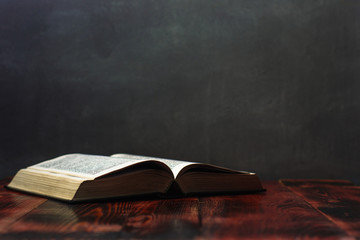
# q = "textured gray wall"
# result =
<box><xmin>1</xmin><ymin>0</ymin><xmax>360</xmax><ymax>183</ymax></box>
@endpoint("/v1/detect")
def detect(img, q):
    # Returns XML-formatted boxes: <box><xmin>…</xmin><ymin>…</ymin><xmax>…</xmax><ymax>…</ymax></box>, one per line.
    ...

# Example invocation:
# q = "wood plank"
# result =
<box><xmin>199</xmin><ymin>181</ymin><xmax>350</xmax><ymax>239</ymax></box>
<box><xmin>1</xmin><ymin>179</ymin><xmax>357</xmax><ymax>239</ymax></box>
<box><xmin>1</xmin><ymin>177</ymin><xmax>200</xmax><ymax>239</ymax></box>
<box><xmin>0</xmin><ymin>178</ymin><xmax>47</xmax><ymax>234</ymax></box>
<box><xmin>129</xmin><ymin>198</ymin><xmax>200</xmax><ymax>238</ymax></box>
<box><xmin>281</xmin><ymin>179</ymin><xmax>360</xmax><ymax>238</ymax></box>
<box><xmin>3</xmin><ymin>197</ymin><xmax>200</xmax><ymax>239</ymax></box>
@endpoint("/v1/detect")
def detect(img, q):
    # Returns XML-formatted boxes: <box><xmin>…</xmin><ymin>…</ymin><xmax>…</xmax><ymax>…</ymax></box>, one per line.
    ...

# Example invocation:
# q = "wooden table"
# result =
<box><xmin>0</xmin><ymin>178</ymin><xmax>359</xmax><ymax>239</ymax></box>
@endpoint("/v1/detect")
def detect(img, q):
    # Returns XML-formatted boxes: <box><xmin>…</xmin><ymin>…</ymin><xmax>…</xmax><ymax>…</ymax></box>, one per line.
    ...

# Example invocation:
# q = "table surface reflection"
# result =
<box><xmin>0</xmin><ymin>178</ymin><xmax>359</xmax><ymax>239</ymax></box>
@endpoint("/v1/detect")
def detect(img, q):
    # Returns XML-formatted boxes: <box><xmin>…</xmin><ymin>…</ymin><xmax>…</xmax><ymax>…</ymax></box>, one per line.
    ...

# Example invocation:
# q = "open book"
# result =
<box><xmin>7</xmin><ymin>153</ymin><xmax>264</xmax><ymax>202</ymax></box>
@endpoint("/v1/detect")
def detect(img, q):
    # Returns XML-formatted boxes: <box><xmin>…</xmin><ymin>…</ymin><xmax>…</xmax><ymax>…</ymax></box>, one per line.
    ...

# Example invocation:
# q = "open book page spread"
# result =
<box><xmin>30</xmin><ymin>154</ymin><xmax>152</xmax><ymax>179</ymax></box>
<box><xmin>111</xmin><ymin>154</ymin><xmax>195</xmax><ymax>178</ymax></box>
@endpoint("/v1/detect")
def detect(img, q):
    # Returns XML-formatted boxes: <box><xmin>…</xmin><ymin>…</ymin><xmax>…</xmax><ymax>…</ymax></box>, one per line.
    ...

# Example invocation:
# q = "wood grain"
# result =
<box><xmin>4</xmin><ymin>196</ymin><xmax>200</xmax><ymax>239</ymax></box>
<box><xmin>1</xmin><ymin>178</ymin><xmax>358</xmax><ymax>239</ymax></box>
<box><xmin>0</xmin><ymin>177</ymin><xmax>47</xmax><ymax>233</ymax></box>
<box><xmin>198</xmin><ymin>181</ymin><xmax>350</xmax><ymax>239</ymax></box>
<box><xmin>281</xmin><ymin>179</ymin><xmax>360</xmax><ymax>238</ymax></box>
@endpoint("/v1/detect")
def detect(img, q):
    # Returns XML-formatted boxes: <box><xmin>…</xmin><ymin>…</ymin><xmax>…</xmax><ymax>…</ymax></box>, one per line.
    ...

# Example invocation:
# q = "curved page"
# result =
<box><xmin>30</xmin><ymin>153</ymin><xmax>170</xmax><ymax>179</ymax></box>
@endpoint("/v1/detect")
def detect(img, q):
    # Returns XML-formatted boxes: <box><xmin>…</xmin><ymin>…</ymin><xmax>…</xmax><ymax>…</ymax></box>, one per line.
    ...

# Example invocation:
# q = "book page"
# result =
<box><xmin>30</xmin><ymin>154</ymin><xmax>152</xmax><ymax>179</ymax></box>
<box><xmin>111</xmin><ymin>154</ymin><xmax>195</xmax><ymax>178</ymax></box>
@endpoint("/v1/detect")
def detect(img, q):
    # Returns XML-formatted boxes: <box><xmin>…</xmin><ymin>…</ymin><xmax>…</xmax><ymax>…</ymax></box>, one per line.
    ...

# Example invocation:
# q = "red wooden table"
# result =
<box><xmin>0</xmin><ymin>178</ymin><xmax>359</xmax><ymax>239</ymax></box>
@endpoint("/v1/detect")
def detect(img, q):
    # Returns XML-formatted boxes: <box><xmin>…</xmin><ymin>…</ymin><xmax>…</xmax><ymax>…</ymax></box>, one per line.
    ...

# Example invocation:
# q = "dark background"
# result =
<box><xmin>1</xmin><ymin>0</ymin><xmax>359</xmax><ymax>183</ymax></box>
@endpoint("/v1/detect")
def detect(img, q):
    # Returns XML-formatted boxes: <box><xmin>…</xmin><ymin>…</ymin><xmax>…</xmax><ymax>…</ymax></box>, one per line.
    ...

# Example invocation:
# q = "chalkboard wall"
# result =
<box><xmin>1</xmin><ymin>0</ymin><xmax>360</xmax><ymax>183</ymax></box>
